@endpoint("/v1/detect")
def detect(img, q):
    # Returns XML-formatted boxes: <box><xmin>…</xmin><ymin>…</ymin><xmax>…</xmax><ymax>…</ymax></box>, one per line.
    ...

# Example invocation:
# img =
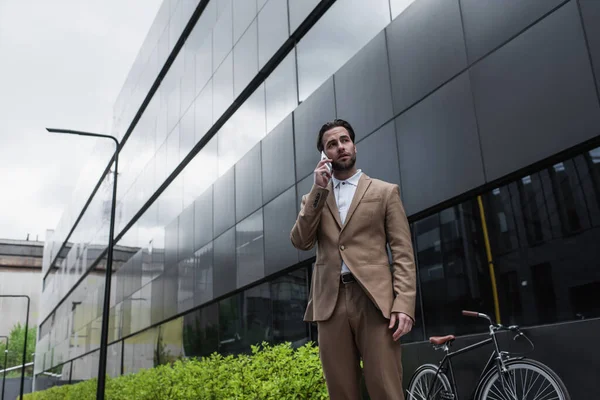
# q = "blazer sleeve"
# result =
<box><xmin>290</xmin><ymin>184</ymin><xmax>329</xmax><ymax>251</ymax></box>
<box><xmin>384</xmin><ymin>185</ymin><xmax>417</xmax><ymax>321</ymax></box>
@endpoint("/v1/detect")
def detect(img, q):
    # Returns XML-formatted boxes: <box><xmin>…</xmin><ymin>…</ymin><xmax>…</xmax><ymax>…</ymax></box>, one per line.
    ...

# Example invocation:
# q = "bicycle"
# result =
<box><xmin>406</xmin><ymin>310</ymin><xmax>571</xmax><ymax>400</ymax></box>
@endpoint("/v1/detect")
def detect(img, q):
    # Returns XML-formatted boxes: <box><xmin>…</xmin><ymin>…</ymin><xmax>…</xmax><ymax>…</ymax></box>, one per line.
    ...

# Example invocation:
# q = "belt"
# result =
<box><xmin>341</xmin><ymin>273</ymin><xmax>356</xmax><ymax>284</ymax></box>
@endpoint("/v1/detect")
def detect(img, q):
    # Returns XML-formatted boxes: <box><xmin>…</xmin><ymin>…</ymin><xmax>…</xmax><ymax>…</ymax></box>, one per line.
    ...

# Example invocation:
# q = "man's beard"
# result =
<box><xmin>332</xmin><ymin>153</ymin><xmax>356</xmax><ymax>171</ymax></box>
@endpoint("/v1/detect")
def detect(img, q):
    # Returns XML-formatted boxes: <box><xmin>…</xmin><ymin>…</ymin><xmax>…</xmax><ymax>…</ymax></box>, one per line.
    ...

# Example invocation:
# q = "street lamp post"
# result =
<box><xmin>46</xmin><ymin>128</ymin><xmax>120</xmax><ymax>400</ymax></box>
<box><xmin>0</xmin><ymin>335</ymin><xmax>8</xmax><ymax>400</ymax></box>
<box><xmin>0</xmin><ymin>295</ymin><xmax>30</xmax><ymax>400</ymax></box>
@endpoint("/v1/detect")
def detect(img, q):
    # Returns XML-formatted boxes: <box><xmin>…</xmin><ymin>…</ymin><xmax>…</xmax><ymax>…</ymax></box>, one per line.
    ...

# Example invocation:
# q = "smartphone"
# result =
<box><xmin>321</xmin><ymin>151</ymin><xmax>332</xmax><ymax>173</ymax></box>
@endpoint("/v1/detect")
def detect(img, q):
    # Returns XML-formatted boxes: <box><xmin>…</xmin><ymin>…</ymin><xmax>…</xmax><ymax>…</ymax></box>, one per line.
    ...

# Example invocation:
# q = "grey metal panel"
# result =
<box><xmin>470</xmin><ymin>1</ymin><xmax>600</xmax><ymax>181</ymax></box>
<box><xmin>258</xmin><ymin>0</ymin><xmax>289</xmax><ymax>69</ymax></box>
<box><xmin>580</xmin><ymin>0</ymin><xmax>600</xmax><ymax>90</ymax></box>
<box><xmin>235</xmin><ymin>143</ymin><xmax>263</xmax><ymax>223</ymax></box>
<box><xmin>386</xmin><ymin>0</ymin><xmax>467</xmax><ymax>115</ymax></box>
<box><xmin>213</xmin><ymin>168</ymin><xmax>236</xmax><ymax>238</ymax></box>
<box><xmin>194</xmin><ymin>186</ymin><xmax>214</xmax><ymax>251</ymax></box>
<box><xmin>334</xmin><ymin>31</ymin><xmax>394</xmax><ymax>142</ymax></box>
<box><xmin>357</xmin><ymin>120</ymin><xmax>401</xmax><ymax>189</ymax></box>
<box><xmin>460</xmin><ymin>0</ymin><xmax>565</xmax><ymax>63</ymax></box>
<box><xmin>213</xmin><ymin>227</ymin><xmax>236</xmax><ymax>297</ymax></box>
<box><xmin>396</xmin><ymin>73</ymin><xmax>484</xmax><ymax>215</ymax></box>
<box><xmin>264</xmin><ymin>186</ymin><xmax>299</xmax><ymax>275</ymax></box>
<box><xmin>296</xmin><ymin>175</ymin><xmax>317</xmax><ymax>261</ymax></box>
<box><xmin>178</xmin><ymin>203</ymin><xmax>195</xmax><ymax>261</ymax></box>
<box><xmin>293</xmin><ymin>77</ymin><xmax>336</xmax><ymax>182</ymax></box>
<box><xmin>261</xmin><ymin>114</ymin><xmax>295</xmax><ymax>204</ymax></box>
<box><xmin>233</xmin><ymin>20</ymin><xmax>258</xmax><ymax>98</ymax></box>
<box><xmin>236</xmin><ymin>209</ymin><xmax>265</xmax><ymax>288</ymax></box>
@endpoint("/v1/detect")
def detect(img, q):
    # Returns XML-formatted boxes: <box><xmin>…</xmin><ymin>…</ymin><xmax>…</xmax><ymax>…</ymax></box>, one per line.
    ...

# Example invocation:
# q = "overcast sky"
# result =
<box><xmin>0</xmin><ymin>0</ymin><xmax>162</xmax><ymax>242</ymax></box>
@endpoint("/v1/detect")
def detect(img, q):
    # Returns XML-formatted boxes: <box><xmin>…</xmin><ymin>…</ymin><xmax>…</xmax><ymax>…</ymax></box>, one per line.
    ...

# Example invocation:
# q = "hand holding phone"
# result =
<box><xmin>321</xmin><ymin>151</ymin><xmax>332</xmax><ymax>173</ymax></box>
<box><xmin>314</xmin><ymin>151</ymin><xmax>332</xmax><ymax>188</ymax></box>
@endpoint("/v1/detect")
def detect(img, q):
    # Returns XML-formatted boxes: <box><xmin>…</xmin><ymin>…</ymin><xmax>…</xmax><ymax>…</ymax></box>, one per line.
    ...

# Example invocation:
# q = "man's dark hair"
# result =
<box><xmin>317</xmin><ymin>119</ymin><xmax>356</xmax><ymax>152</ymax></box>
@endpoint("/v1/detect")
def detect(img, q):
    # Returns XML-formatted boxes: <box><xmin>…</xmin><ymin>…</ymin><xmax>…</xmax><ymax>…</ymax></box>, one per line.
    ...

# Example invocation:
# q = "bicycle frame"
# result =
<box><xmin>425</xmin><ymin>325</ymin><xmax>518</xmax><ymax>400</ymax></box>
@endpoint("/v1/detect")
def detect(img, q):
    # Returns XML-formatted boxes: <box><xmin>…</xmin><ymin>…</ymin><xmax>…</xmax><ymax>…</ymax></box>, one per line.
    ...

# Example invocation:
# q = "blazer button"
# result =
<box><xmin>340</xmin><ymin>245</ymin><xmax>345</xmax><ymax>251</ymax></box>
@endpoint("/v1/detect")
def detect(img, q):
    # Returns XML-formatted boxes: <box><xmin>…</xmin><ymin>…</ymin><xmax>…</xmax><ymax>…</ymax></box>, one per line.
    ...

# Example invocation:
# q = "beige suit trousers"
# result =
<box><xmin>317</xmin><ymin>280</ymin><xmax>405</xmax><ymax>400</ymax></box>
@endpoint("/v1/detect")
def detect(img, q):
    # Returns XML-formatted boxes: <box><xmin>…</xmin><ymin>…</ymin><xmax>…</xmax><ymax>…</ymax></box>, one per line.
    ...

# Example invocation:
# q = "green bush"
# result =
<box><xmin>23</xmin><ymin>342</ymin><xmax>328</xmax><ymax>400</ymax></box>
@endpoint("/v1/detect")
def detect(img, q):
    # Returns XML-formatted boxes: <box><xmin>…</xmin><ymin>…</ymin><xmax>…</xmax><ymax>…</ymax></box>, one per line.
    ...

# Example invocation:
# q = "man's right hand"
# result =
<box><xmin>314</xmin><ymin>159</ymin><xmax>332</xmax><ymax>188</ymax></box>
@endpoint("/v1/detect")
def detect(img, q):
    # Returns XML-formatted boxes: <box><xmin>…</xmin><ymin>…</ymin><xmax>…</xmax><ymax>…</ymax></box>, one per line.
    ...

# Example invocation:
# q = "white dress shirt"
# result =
<box><xmin>331</xmin><ymin>169</ymin><xmax>362</xmax><ymax>275</ymax></box>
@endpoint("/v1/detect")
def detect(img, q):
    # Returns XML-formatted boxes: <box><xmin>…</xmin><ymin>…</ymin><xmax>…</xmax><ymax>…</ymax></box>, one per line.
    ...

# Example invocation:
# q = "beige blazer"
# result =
<box><xmin>291</xmin><ymin>174</ymin><xmax>417</xmax><ymax>322</ymax></box>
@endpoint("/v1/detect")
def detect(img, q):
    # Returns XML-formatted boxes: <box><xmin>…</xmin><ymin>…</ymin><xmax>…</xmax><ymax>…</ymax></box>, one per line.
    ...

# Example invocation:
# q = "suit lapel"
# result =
<box><xmin>340</xmin><ymin>174</ymin><xmax>371</xmax><ymax>233</ymax></box>
<box><xmin>326</xmin><ymin>181</ymin><xmax>343</xmax><ymax>229</ymax></box>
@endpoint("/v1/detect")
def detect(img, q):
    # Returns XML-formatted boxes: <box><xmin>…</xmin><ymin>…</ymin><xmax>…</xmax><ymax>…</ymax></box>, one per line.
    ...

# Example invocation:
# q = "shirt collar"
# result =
<box><xmin>332</xmin><ymin>169</ymin><xmax>362</xmax><ymax>188</ymax></box>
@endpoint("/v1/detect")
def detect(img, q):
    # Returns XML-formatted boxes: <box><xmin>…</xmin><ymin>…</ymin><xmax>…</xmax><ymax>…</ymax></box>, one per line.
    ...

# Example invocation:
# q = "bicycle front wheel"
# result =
<box><xmin>406</xmin><ymin>364</ymin><xmax>453</xmax><ymax>400</ymax></box>
<box><xmin>476</xmin><ymin>359</ymin><xmax>570</xmax><ymax>400</ymax></box>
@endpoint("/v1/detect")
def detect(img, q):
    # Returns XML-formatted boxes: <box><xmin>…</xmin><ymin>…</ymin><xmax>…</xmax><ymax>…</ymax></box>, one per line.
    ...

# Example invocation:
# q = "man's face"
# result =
<box><xmin>321</xmin><ymin>126</ymin><xmax>357</xmax><ymax>172</ymax></box>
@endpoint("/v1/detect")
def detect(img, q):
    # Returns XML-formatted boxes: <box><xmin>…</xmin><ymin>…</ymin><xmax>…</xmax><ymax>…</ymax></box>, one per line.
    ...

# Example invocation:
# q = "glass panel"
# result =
<box><xmin>213</xmin><ymin>227</ymin><xmax>236</xmax><ymax>297</ymax></box>
<box><xmin>264</xmin><ymin>187</ymin><xmax>299</xmax><ymax>276</ymax></box>
<box><xmin>213</xmin><ymin>0</ymin><xmax>233</xmax><ymax>72</ymax></box>
<box><xmin>258</xmin><ymin>0</ymin><xmax>289</xmax><ymax>68</ymax></box>
<box><xmin>213</xmin><ymin>52</ymin><xmax>234</xmax><ymax>122</ymax></box>
<box><xmin>194</xmin><ymin>242</ymin><xmax>214</xmax><ymax>306</ymax></box>
<box><xmin>194</xmin><ymin>80</ymin><xmax>213</xmax><ymax>144</ymax></box>
<box><xmin>182</xmin><ymin>303</ymin><xmax>219</xmax><ymax>358</ymax></box>
<box><xmin>235</xmin><ymin>144</ymin><xmax>263</xmax><ymax>222</ymax></box>
<box><xmin>243</xmin><ymin>283</ymin><xmax>272</xmax><ymax>346</ymax></box>
<box><xmin>265</xmin><ymin>51</ymin><xmax>297</xmax><ymax>133</ymax></box>
<box><xmin>271</xmin><ymin>268</ymin><xmax>309</xmax><ymax>346</ymax></box>
<box><xmin>233</xmin><ymin>0</ymin><xmax>257</xmax><ymax>43</ymax></box>
<box><xmin>213</xmin><ymin>168</ymin><xmax>236</xmax><ymax>238</ymax></box>
<box><xmin>296</xmin><ymin>0</ymin><xmax>390</xmax><ymax>101</ymax></box>
<box><xmin>233</xmin><ymin>20</ymin><xmax>258</xmax><ymax>98</ymax></box>
<box><xmin>236</xmin><ymin>209</ymin><xmax>265</xmax><ymax>288</ymax></box>
<box><xmin>218</xmin><ymin>292</ymin><xmax>243</xmax><ymax>354</ymax></box>
<box><xmin>261</xmin><ymin>114</ymin><xmax>295</xmax><ymax>203</ymax></box>
<box><xmin>123</xmin><ymin>327</ymin><xmax>158</xmax><ymax>375</ymax></box>
<box><xmin>415</xmin><ymin>205</ymin><xmax>494</xmax><ymax>337</ymax></box>
<box><xmin>194</xmin><ymin>186</ymin><xmax>214</xmax><ymax>251</ymax></box>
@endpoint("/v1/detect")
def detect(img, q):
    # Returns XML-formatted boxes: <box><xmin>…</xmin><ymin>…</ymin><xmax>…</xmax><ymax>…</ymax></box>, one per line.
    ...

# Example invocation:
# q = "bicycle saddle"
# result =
<box><xmin>429</xmin><ymin>335</ymin><xmax>455</xmax><ymax>345</ymax></box>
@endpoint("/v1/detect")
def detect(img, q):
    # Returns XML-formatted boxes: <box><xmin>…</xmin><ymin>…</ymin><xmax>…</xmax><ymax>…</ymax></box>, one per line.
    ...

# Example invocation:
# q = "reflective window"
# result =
<box><xmin>194</xmin><ymin>80</ymin><xmax>213</xmax><ymax>144</ymax></box>
<box><xmin>218</xmin><ymin>84</ymin><xmax>266</xmax><ymax>175</ymax></box>
<box><xmin>213</xmin><ymin>0</ymin><xmax>233</xmax><ymax>72</ymax></box>
<box><xmin>258</xmin><ymin>0</ymin><xmax>289</xmax><ymax>69</ymax></box>
<box><xmin>194</xmin><ymin>186</ymin><xmax>214</xmax><ymax>251</ymax></box>
<box><xmin>213</xmin><ymin>168</ymin><xmax>235</xmax><ymax>238</ymax></box>
<box><xmin>194</xmin><ymin>242</ymin><xmax>214</xmax><ymax>306</ymax></box>
<box><xmin>271</xmin><ymin>267</ymin><xmax>308</xmax><ymax>345</ymax></box>
<box><xmin>235</xmin><ymin>144</ymin><xmax>263</xmax><ymax>222</ymax></box>
<box><xmin>233</xmin><ymin>0</ymin><xmax>257</xmax><ymax>43</ymax></box>
<box><xmin>123</xmin><ymin>327</ymin><xmax>158</xmax><ymax>375</ymax></box>
<box><xmin>289</xmin><ymin>0</ymin><xmax>320</xmax><ymax>33</ymax></box>
<box><xmin>264</xmin><ymin>187</ymin><xmax>299</xmax><ymax>275</ymax></box>
<box><xmin>233</xmin><ymin>20</ymin><xmax>258</xmax><ymax>98</ymax></box>
<box><xmin>266</xmin><ymin>52</ymin><xmax>297</xmax><ymax>133</ymax></box>
<box><xmin>182</xmin><ymin>303</ymin><xmax>219</xmax><ymax>358</ymax></box>
<box><xmin>262</xmin><ymin>114</ymin><xmax>295</xmax><ymax>203</ymax></box>
<box><xmin>213</xmin><ymin>52</ymin><xmax>234</xmax><ymax>121</ymax></box>
<box><xmin>236</xmin><ymin>209</ymin><xmax>265</xmax><ymax>288</ymax></box>
<box><xmin>296</xmin><ymin>0</ymin><xmax>390</xmax><ymax>101</ymax></box>
<box><xmin>213</xmin><ymin>227</ymin><xmax>236</xmax><ymax>297</ymax></box>
<box><xmin>414</xmin><ymin>207</ymin><xmax>494</xmax><ymax>338</ymax></box>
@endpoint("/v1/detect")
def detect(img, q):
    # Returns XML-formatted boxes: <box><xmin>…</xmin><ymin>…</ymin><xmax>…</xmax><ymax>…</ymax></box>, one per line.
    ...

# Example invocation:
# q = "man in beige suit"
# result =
<box><xmin>291</xmin><ymin>119</ymin><xmax>416</xmax><ymax>400</ymax></box>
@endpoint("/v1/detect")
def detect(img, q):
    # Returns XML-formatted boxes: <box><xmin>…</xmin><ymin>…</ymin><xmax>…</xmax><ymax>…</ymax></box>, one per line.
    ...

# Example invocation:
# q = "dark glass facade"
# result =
<box><xmin>36</xmin><ymin>0</ymin><xmax>599</xmax><ymax>396</ymax></box>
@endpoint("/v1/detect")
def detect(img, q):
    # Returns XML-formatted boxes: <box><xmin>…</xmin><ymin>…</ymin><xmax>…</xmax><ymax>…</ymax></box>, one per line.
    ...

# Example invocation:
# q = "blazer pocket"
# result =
<box><xmin>362</xmin><ymin>196</ymin><xmax>382</xmax><ymax>203</ymax></box>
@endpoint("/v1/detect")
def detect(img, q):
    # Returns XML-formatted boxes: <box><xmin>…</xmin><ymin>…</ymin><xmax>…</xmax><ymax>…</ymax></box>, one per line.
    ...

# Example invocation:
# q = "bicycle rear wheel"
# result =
<box><xmin>475</xmin><ymin>358</ymin><xmax>570</xmax><ymax>400</ymax></box>
<box><xmin>406</xmin><ymin>364</ymin><xmax>453</xmax><ymax>400</ymax></box>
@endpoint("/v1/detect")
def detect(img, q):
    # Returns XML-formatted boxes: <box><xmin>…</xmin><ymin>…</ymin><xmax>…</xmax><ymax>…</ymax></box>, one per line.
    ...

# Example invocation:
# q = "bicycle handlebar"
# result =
<box><xmin>462</xmin><ymin>310</ymin><xmax>480</xmax><ymax>318</ymax></box>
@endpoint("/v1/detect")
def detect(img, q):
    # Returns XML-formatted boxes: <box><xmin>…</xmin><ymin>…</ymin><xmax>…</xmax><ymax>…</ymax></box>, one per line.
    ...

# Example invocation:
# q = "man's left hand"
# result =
<box><xmin>389</xmin><ymin>312</ymin><xmax>413</xmax><ymax>341</ymax></box>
